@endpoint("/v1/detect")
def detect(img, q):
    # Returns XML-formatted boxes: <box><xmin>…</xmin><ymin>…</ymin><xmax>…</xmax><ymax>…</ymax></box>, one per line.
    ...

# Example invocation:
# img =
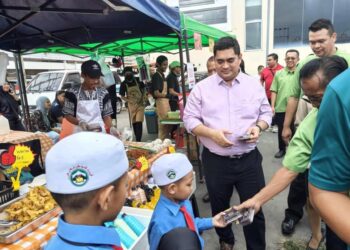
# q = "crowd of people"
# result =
<box><xmin>0</xmin><ymin>16</ymin><xmax>349</xmax><ymax>250</ymax></box>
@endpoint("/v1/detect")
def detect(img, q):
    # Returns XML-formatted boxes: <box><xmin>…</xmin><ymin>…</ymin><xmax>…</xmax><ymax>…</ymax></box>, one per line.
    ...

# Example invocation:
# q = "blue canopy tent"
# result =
<box><xmin>0</xmin><ymin>0</ymin><xmax>182</xmax><ymax>129</ymax></box>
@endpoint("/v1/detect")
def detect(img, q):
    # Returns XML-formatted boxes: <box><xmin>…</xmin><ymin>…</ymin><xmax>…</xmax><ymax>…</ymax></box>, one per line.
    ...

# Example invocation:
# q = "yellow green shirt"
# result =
<box><xmin>283</xmin><ymin>108</ymin><xmax>318</xmax><ymax>173</ymax></box>
<box><xmin>270</xmin><ymin>68</ymin><xmax>297</xmax><ymax>112</ymax></box>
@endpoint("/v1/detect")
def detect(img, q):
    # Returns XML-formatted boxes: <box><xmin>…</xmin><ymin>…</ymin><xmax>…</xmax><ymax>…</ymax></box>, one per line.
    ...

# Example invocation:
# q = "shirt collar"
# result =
<box><xmin>285</xmin><ymin>67</ymin><xmax>295</xmax><ymax>74</ymax></box>
<box><xmin>57</xmin><ymin>215</ymin><xmax>121</xmax><ymax>247</ymax></box>
<box><xmin>214</xmin><ymin>71</ymin><xmax>242</xmax><ymax>86</ymax></box>
<box><xmin>159</xmin><ymin>194</ymin><xmax>186</xmax><ymax>216</ymax></box>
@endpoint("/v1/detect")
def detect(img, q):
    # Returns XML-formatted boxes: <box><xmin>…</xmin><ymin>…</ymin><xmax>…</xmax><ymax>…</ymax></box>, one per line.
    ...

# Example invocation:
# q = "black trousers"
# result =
<box><xmin>285</xmin><ymin>171</ymin><xmax>307</xmax><ymax>221</ymax></box>
<box><xmin>107</xmin><ymin>84</ymin><xmax>117</xmax><ymax>119</ymax></box>
<box><xmin>202</xmin><ymin>147</ymin><xmax>266</xmax><ymax>250</ymax></box>
<box><xmin>274</xmin><ymin>112</ymin><xmax>288</xmax><ymax>151</ymax></box>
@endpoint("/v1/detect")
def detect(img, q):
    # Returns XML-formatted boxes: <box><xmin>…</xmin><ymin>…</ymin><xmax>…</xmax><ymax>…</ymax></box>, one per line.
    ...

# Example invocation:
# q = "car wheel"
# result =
<box><xmin>116</xmin><ymin>98</ymin><xmax>122</xmax><ymax>114</ymax></box>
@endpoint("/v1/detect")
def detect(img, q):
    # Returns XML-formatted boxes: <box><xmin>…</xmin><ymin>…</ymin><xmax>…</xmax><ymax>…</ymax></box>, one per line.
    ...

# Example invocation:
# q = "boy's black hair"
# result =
<box><xmin>268</xmin><ymin>53</ymin><xmax>278</xmax><ymax>61</ymax></box>
<box><xmin>156</xmin><ymin>55</ymin><xmax>168</xmax><ymax>66</ymax></box>
<box><xmin>214</xmin><ymin>36</ymin><xmax>240</xmax><ymax>56</ymax></box>
<box><xmin>51</xmin><ymin>173</ymin><xmax>126</xmax><ymax>212</ymax></box>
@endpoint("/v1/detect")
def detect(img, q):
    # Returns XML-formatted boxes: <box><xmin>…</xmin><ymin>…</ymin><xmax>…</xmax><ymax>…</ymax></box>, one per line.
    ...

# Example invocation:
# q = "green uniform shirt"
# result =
<box><xmin>309</xmin><ymin>68</ymin><xmax>350</xmax><ymax>192</ymax></box>
<box><xmin>270</xmin><ymin>68</ymin><xmax>297</xmax><ymax>112</ymax></box>
<box><xmin>283</xmin><ymin>108</ymin><xmax>318</xmax><ymax>173</ymax></box>
<box><xmin>290</xmin><ymin>50</ymin><xmax>350</xmax><ymax>98</ymax></box>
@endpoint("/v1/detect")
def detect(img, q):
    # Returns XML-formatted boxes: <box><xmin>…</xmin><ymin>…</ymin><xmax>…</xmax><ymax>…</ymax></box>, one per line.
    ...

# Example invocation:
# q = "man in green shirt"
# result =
<box><xmin>309</xmin><ymin>68</ymin><xmax>350</xmax><ymax>249</ymax></box>
<box><xmin>280</xmin><ymin>18</ymin><xmax>350</xmax><ymax>236</ymax></box>
<box><xmin>270</xmin><ymin>49</ymin><xmax>299</xmax><ymax>158</ymax></box>
<box><xmin>235</xmin><ymin>56</ymin><xmax>348</xmax><ymax>250</ymax></box>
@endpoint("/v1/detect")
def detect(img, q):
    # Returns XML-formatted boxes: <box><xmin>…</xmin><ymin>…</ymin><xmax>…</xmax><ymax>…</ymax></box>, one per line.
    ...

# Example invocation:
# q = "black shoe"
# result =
<box><xmin>202</xmin><ymin>193</ymin><xmax>210</xmax><ymax>203</ymax></box>
<box><xmin>274</xmin><ymin>150</ymin><xmax>286</xmax><ymax>158</ymax></box>
<box><xmin>281</xmin><ymin>217</ymin><xmax>298</xmax><ymax>235</ymax></box>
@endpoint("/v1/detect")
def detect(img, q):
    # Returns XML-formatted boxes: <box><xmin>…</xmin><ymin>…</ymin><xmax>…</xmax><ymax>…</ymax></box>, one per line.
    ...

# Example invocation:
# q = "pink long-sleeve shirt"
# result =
<box><xmin>183</xmin><ymin>72</ymin><xmax>272</xmax><ymax>156</ymax></box>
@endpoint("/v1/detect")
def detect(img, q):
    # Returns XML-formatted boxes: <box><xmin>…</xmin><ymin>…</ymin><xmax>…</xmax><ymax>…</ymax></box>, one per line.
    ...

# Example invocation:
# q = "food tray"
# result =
<box><xmin>0</xmin><ymin>206</ymin><xmax>61</xmax><ymax>244</ymax></box>
<box><xmin>0</xmin><ymin>195</ymin><xmax>61</xmax><ymax>244</ymax></box>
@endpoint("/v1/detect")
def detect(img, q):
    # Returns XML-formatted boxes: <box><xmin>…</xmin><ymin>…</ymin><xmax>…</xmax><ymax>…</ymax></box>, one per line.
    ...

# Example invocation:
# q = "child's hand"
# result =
<box><xmin>212</xmin><ymin>212</ymin><xmax>227</xmax><ymax>228</ymax></box>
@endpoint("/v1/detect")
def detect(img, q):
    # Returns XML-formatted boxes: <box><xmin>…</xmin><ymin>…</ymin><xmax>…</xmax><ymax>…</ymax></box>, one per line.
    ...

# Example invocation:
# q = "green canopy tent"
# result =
<box><xmin>31</xmin><ymin>14</ymin><xmax>234</xmax><ymax>56</ymax></box>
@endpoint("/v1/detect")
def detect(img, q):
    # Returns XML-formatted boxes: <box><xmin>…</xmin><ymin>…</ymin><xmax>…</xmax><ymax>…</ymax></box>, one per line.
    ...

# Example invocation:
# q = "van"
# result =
<box><xmin>26</xmin><ymin>70</ymin><xmax>81</xmax><ymax>109</ymax></box>
<box><xmin>26</xmin><ymin>70</ymin><xmax>124</xmax><ymax>113</ymax></box>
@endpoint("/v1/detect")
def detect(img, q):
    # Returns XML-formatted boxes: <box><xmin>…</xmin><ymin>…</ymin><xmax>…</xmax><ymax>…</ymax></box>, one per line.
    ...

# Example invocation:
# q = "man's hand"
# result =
<box><xmin>245</xmin><ymin>126</ymin><xmax>260</xmax><ymax>143</ymax></box>
<box><xmin>78</xmin><ymin>121</ymin><xmax>88</xmax><ymax>131</ymax></box>
<box><xmin>210</xmin><ymin>129</ymin><xmax>233</xmax><ymax>147</ymax></box>
<box><xmin>233</xmin><ymin>197</ymin><xmax>262</xmax><ymax>214</ymax></box>
<box><xmin>271</xmin><ymin>106</ymin><xmax>275</xmax><ymax>116</ymax></box>
<box><xmin>212</xmin><ymin>212</ymin><xmax>228</xmax><ymax>228</ymax></box>
<box><xmin>282</xmin><ymin>126</ymin><xmax>292</xmax><ymax>145</ymax></box>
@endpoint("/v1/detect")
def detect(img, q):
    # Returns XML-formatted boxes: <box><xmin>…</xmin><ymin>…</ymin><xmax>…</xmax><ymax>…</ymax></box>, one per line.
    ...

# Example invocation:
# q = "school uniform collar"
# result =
<box><xmin>56</xmin><ymin>215</ymin><xmax>121</xmax><ymax>247</ymax></box>
<box><xmin>159</xmin><ymin>194</ymin><xmax>186</xmax><ymax>216</ymax></box>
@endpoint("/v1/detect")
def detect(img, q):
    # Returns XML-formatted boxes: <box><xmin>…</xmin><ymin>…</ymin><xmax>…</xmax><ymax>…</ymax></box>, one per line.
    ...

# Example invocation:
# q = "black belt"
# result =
<box><xmin>205</xmin><ymin>147</ymin><xmax>255</xmax><ymax>160</ymax></box>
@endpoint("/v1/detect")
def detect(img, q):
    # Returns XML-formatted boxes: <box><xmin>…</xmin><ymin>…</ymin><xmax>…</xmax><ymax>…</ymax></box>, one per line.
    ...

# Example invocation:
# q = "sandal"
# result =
<box><xmin>306</xmin><ymin>233</ymin><xmax>325</xmax><ymax>250</ymax></box>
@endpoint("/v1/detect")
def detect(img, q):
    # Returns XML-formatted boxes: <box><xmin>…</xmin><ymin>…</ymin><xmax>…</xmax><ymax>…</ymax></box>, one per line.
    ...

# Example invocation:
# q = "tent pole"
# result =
<box><xmin>178</xmin><ymin>33</ymin><xmax>191</xmax><ymax>164</ymax></box>
<box><xmin>184</xmin><ymin>30</ymin><xmax>190</xmax><ymax>62</ymax></box>
<box><xmin>14</xmin><ymin>52</ymin><xmax>31</xmax><ymax>131</ymax></box>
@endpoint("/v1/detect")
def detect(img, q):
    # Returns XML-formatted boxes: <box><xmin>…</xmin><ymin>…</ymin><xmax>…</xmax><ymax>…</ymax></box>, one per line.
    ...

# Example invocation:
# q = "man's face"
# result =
<box><xmin>309</xmin><ymin>29</ymin><xmax>336</xmax><ymax>57</ymax></box>
<box><xmin>159</xmin><ymin>61</ymin><xmax>168</xmax><ymax>73</ymax></box>
<box><xmin>267</xmin><ymin>56</ymin><xmax>277</xmax><ymax>68</ymax></box>
<box><xmin>82</xmin><ymin>74</ymin><xmax>100</xmax><ymax>90</ymax></box>
<box><xmin>173</xmin><ymin>66</ymin><xmax>181</xmax><ymax>76</ymax></box>
<box><xmin>207</xmin><ymin>61</ymin><xmax>216</xmax><ymax>76</ymax></box>
<box><xmin>214</xmin><ymin>49</ymin><xmax>241</xmax><ymax>82</ymax></box>
<box><xmin>2</xmin><ymin>83</ymin><xmax>10</xmax><ymax>92</ymax></box>
<box><xmin>285</xmin><ymin>52</ymin><xmax>299</xmax><ymax>70</ymax></box>
<box><xmin>301</xmin><ymin>71</ymin><xmax>324</xmax><ymax>108</ymax></box>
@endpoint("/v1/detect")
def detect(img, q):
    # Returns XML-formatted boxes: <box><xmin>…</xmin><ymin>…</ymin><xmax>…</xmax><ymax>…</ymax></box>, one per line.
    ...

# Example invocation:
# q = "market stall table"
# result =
<box><xmin>0</xmin><ymin>131</ymin><xmax>53</xmax><ymax>163</ymax></box>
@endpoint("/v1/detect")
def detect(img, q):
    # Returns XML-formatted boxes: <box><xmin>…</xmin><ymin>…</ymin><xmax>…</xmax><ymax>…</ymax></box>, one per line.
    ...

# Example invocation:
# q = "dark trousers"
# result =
<box><xmin>169</xmin><ymin>100</ymin><xmax>178</xmax><ymax>111</ymax></box>
<box><xmin>274</xmin><ymin>112</ymin><xmax>286</xmax><ymax>151</ymax></box>
<box><xmin>9</xmin><ymin>119</ymin><xmax>25</xmax><ymax>131</ymax></box>
<box><xmin>107</xmin><ymin>84</ymin><xmax>117</xmax><ymax>119</ymax></box>
<box><xmin>132</xmin><ymin>122</ymin><xmax>143</xmax><ymax>142</ymax></box>
<box><xmin>202</xmin><ymin>147</ymin><xmax>266</xmax><ymax>250</ymax></box>
<box><xmin>326</xmin><ymin>225</ymin><xmax>347</xmax><ymax>250</ymax></box>
<box><xmin>285</xmin><ymin>171</ymin><xmax>307</xmax><ymax>221</ymax></box>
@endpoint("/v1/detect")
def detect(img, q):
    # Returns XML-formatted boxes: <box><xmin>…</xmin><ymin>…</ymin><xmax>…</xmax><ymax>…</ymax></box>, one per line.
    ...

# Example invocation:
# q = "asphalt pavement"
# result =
<box><xmin>116</xmin><ymin>110</ymin><xmax>312</xmax><ymax>250</ymax></box>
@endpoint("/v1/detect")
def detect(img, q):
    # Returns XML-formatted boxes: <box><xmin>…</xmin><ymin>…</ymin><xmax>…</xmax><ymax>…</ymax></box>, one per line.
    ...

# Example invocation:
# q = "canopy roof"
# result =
<box><xmin>0</xmin><ymin>0</ymin><xmax>180</xmax><ymax>53</ymax></box>
<box><xmin>31</xmin><ymin>13</ymin><xmax>234</xmax><ymax>56</ymax></box>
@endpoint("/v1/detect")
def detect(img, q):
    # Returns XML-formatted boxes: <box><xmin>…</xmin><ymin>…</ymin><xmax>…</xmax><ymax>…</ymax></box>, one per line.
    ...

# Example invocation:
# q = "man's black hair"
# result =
<box><xmin>156</xmin><ymin>55</ymin><xmax>168</xmax><ymax>66</ymax></box>
<box><xmin>268</xmin><ymin>53</ymin><xmax>278</xmax><ymax>61</ymax></box>
<box><xmin>308</xmin><ymin>19</ymin><xmax>335</xmax><ymax>35</ymax></box>
<box><xmin>299</xmin><ymin>56</ymin><xmax>348</xmax><ymax>89</ymax></box>
<box><xmin>285</xmin><ymin>49</ymin><xmax>300</xmax><ymax>57</ymax></box>
<box><xmin>214</xmin><ymin>36</ymin><xmax>240</xmax><ymax>56</ymax></box>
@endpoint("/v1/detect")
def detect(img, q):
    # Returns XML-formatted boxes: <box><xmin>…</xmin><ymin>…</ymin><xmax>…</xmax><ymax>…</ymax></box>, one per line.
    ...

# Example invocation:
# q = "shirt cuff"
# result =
<box><xmin>257</xmin><ymin>116</ymin><xmax>272</xmax><ymax>127</ymax></box>
<box><xmin>184</xmin><ymin>119</ymin><xmax>203</xmax><ymax>134</ymax></box>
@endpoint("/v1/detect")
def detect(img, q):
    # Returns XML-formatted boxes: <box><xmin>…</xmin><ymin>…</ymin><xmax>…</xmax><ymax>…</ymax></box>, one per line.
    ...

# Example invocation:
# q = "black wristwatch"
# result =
<box><xmin>255</xmin><ymin>124</ymin><xmax>263</xmax><ymax>133</ymax></box>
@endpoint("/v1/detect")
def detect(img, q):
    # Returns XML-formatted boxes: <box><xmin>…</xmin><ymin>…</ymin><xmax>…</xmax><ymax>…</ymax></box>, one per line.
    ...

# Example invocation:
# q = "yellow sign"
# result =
<box><xmin>138</xmin><ymin>156</ymin><xmax>149</xmax><ymax>172</ymax></box>
<box><xmin>10</xmin><ymin>145</ymin><xmax>35</xmax><ymax>191</ymax></box>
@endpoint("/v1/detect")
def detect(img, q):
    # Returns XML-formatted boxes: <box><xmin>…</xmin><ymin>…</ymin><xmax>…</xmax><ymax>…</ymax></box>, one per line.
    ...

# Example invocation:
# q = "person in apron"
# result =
<box><xmin>62</xmin><ymin>60</ymin><xmax>113</xmax><ymax>136</ymax></box>
<box><xmin>151</xmin><ymin>55</ymin><xmax>171</xmax><ymax>140</ymax></box>
<box><xmin>119</xmin><ymin>67</ymin><xmax>147</xmax><ymax>142</ymax></box>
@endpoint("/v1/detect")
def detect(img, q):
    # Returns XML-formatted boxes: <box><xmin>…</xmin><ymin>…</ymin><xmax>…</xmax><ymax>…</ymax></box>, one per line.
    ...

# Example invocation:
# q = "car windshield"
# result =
<box><xmin>27</xmin><ymin>72</ymin><xmax>64</xmax><ymax>92</ymax></box>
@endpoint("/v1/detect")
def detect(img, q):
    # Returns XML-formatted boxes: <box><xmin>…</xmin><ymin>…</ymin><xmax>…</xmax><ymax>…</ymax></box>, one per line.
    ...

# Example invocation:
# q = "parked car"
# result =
<box><xmin>26</xmin><ymin>70</ymin><xmax>81</xmax><ymax>110</ymax></box>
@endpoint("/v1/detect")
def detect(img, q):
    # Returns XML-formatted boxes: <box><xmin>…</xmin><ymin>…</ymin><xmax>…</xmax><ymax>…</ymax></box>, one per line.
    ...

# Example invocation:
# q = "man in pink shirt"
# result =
<box><xmin>184</xmin><ymin>37</ymin><xmax>272</xmax><ymax>250</ymax></box>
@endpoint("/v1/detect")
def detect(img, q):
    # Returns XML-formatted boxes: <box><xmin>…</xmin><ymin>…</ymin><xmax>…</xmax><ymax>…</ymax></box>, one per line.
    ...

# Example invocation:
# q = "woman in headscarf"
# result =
<box><xmin>0</xmin><ymin>82</ymin><xmax>25</xmax><ymax>131</ymax></box>
<box><xmin>30</xmin><ymin>96</ymin><xmax>60</xmax><ymax>143</ymax></box>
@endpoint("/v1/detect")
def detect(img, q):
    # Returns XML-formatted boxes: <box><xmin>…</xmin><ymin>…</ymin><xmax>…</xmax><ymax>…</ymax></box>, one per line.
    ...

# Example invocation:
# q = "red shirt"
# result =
<box><xmin>260</xmin><ymin>64</ymin><xmax>283</xmax><ymax>99</ymax></box>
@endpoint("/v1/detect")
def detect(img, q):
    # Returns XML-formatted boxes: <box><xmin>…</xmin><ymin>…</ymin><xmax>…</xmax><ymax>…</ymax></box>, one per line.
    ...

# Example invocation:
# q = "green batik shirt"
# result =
<box><xmin>270</xmin><ymin>68</ymin><xmax>297</xmax><ymax>113</ymax></box>
<box><xmin>283</xmin><ymin>108</ymin><xmax>318</xmax><ymax>173</ymax></box>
